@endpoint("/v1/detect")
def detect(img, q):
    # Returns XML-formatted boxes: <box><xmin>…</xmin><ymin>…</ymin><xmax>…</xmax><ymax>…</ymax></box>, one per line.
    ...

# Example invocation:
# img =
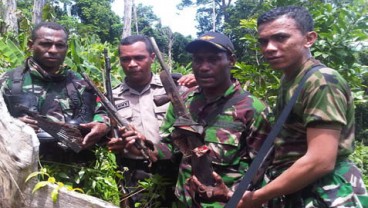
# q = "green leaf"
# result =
<box><xmin>48</xmin><ymin>177</ymin><xmax>56</xmax><ymax>184</ymax></box>
<box><xmin>51</xmin><ymin>186</ymin><xmax>60</xmax><ymax>202</ymax></box>
<box><xmin>32</xmin><ymin>181</ymin><xmax>49</xmax><ymax>193</ymax></box>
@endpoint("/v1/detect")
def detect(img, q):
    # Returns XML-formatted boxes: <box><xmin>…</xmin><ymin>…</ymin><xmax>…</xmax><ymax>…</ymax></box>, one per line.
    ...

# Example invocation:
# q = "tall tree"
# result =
<box><xmin>160</xmin><ymin>27</ymin><xmax>174</xmax><ymax>69</ymax></box>
<box><xmin>178</xmin><ymin>0</ymin><xmax>234</xmax><ymax>33</ymax></box>
<box><xmin>133</xmin><ymin>3</ymin><xmax>159</xmax><ymax>36</ymax></box>
<box><xmin>32</xmin><ymin>0</ymin><xmax>46</xmax><ymax>24</ymax></box>
<box><xmin>133</xmin><ymin>1</ymin><xmax>138</xmax><ymax>34</ymax></box>
<box><xmin>1</xmin><ymin>0</ymin><xmax>18</xmax><ymax>35</ymax></box>
<box><xmin>122</xmin><ymin>0</ymin><xmax>133</xmax><ymax>38</ymax></box>
<box><xmin>71</xmin><ymin>0</ymin><xmax>122</xmax><ymax>43</ymax></box>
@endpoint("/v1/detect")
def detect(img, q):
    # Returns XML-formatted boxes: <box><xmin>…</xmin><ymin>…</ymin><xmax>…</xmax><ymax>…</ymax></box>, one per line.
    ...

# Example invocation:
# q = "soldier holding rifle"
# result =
<box><xmin>159</xmin><ymin>32</ymin><xmax>272</xmax><ymax>207</ymax></box>
<box><xmin>0</xmin><ymin>22</ymin><xmax>109</xmax><ymax>163</ymax></box>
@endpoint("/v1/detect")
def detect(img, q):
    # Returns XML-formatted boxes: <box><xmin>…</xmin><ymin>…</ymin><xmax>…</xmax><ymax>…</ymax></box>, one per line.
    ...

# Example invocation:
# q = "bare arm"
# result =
<box><xmin>238</xmin><ymin>128</ymin><xmax>340</xmax><ymax>207</ymax></box>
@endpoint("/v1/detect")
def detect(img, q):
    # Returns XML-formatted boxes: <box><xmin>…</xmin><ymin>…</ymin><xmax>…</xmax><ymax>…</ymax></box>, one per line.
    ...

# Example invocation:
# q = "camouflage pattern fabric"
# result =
<box><xmin>160</xmin><ymin>80</ymin><xmax>272</xmax><ymax>207</ymax></box>
<box><xmin>269</xmin><ymin>58</ymin><xmax>368</xmax><ymax>207</ymax></box>
<box><xmin>0</xmin><ymin>57</ymin><xmax>106</xmax><ymax>123</ymax></box>
<box><xmin>269</xmin><ymin>160</ymin><xmax>368</xmax><ymax>208</ymax></box>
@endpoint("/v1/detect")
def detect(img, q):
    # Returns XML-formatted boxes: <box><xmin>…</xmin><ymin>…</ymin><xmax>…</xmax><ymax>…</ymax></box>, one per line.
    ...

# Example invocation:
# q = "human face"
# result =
<box><xmin>119</xmin><ymin>41</ymin><xmax>155</xmax><ymax>87</ymax></box>
<box><xmin>28</xmin><ymin>27</ymin><xmax>68</xmax><ymax>74</ymax></box>
<box><xmin>258</xmin><ymin>16</ymin><xmax>316</xmax><ymax>76</ymax></box>
<box><xmin>191</xmin><ymin>46</ymin><xmax>235</xmax><ymax>98</ymax></box>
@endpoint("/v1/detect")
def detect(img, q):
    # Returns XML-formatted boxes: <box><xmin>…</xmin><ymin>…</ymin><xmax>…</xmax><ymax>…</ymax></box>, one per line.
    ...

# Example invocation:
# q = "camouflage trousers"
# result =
<box><xmin>268</xmin><ymin>160</ymin><xmax>368</xmax><ymax>208</ymax></box>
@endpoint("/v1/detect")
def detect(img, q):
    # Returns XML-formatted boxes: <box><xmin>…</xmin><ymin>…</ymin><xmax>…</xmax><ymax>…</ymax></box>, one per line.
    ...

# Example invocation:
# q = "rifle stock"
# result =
<box><xmin>149</xmin><ymin>37</ymin><xmax>215</xmax><ymax>186</ymax></box>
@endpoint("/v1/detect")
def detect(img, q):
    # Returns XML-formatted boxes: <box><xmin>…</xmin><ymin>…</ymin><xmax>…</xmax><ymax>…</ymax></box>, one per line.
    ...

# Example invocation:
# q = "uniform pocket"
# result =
<box><xmin>116</xmin><ymin>103</ymin><xmax>133</xmax><ymax>121</ymax></box>
<box><xmin>154</xmin><ymin>102</ymin><xmax>169</xmax><ymax>127</ymax></box>
<box><xmin>205</xmin><ymin>121</ymin><xmax>245</xmax><ymax>167</ymax></box>
<box><xmin>313</xmin><ymin>160</ymin><xmax>366</xmax><ymax>207</ymax></box>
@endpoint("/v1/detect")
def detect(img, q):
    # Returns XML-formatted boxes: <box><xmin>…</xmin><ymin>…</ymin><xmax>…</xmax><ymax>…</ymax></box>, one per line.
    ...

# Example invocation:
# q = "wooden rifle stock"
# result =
<box><xmin>149</xmin><ymin>37</ymin><xmax>215</xmax><ymax>186</ymax></box>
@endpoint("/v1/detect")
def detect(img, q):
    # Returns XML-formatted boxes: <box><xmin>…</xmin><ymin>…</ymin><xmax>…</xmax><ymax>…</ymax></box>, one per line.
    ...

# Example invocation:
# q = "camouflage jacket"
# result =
<box><xmin>160</xmin><ymin>79</ymin><xmax>272</xmax><ymax>207</ymax></box>
<box><xmin>0</xmin><ymin>57</ymin><xmax>106</xmax><ymax>124</ymax></box>
<box><xmin>271</xmin><ymin>58</ymin><xmax>355</xmax><ymax>174</ymax></box>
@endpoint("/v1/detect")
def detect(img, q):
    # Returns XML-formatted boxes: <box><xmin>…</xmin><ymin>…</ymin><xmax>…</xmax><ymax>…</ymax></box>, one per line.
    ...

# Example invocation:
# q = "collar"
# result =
<box><xmin>191</xmin><ymin>78</ymin><xmax>242</xmax><ymax>104</ymax></box>
<box><xmin>118</xmin><ymin>74</ymin><xmax>163</xmax><ymax>94</ymax></box>
<box><xmin>27</xmin><ymin>57</ymin><xmax>67</xmax><ymax>82</ymax></box>
<box><xmin>282</xmin><ymin>58</ymin><xmax>321</xmax><ymax>85</ymax></box>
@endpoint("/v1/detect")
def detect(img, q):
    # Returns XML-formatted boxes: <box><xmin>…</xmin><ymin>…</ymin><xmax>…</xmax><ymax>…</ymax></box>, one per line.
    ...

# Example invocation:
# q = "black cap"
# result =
<box><xmin>186</xmin><ymin>31</ymin><xmax>234</xmax><ymax>54</ymax></box>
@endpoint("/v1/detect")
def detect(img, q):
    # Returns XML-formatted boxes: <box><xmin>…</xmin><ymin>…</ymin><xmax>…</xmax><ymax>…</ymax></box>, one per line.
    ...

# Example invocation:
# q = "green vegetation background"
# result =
<box><xmin>0</xmin><ymin>0</ymin><xmax>367</xmax><ymax>206</ymax></box>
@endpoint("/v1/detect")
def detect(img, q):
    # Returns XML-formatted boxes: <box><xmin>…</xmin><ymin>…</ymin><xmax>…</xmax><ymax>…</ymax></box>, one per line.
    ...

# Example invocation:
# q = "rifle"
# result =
<box><xmin>103</xmin><ymin>48</ymin><xmax>114</xmax><ymax>102</ymax></box>
<box><xmin>81</xmin><ymin>73</ymin><xmax>156</xmax><ymax>164</ymax></box>
<box><xmin>149</xmin><ymin>37</ymin><xmax>215</xmax><ymax>186</ymax></box>
<box><xmin>103</xmin><ymin>48</ymin><xmax>119</xmax><ymax>139</ymax></box>
<box><xmin>15</xmin><ymin>105</ymin><xmax>84</xmax><ymax>153</ymax></box>
<box><xmin>103</xmin><ymin>48</ymin><xmax>135</xmax><ymax>208</ymax></box>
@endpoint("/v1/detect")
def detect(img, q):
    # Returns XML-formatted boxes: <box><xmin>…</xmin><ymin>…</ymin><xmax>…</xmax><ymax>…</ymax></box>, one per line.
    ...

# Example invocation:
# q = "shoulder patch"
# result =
<box><xmin>116</xmin><ymin>101</ymin><xmax>130</xmax><ymax>110</ymax></box>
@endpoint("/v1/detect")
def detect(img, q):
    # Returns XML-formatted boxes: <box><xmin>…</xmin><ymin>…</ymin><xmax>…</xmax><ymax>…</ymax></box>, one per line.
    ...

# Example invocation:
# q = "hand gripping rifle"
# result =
<box><xmin>81</xmin><ymin>73</ymin><xmax>156</xmax><ymax>164</ymax></box>
<box><xmin>149</xmin><ymin>37</ymin><xmax>215</xmax><ymax>186</ymax></box>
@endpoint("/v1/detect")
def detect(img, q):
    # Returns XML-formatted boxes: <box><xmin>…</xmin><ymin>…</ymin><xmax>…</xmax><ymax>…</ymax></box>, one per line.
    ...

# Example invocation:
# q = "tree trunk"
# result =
<box><xmin>167</xmin><ymin>31</ymin><xmax>173</xmax><ymax>69</ymax></box>
<box><xmin>122</xmin><ymin>0</ymin><xmax>133</xmax><ymax>39</ymax></box>
<box><xmin>32</xmin><ymin>0</ymin><xmax>46</xmax><ymax>25</ymax></box>
<box><xmin>161</xmin><ymin>28</ymin><xmax>173</xmax><ymax>70</ymax></box>
<box><xmin>133</xmin><ymin>1</ymin><xmax>139</xmax><ymax>34</ymax></box>
<box><xmin>212</xmin><ymin>0</ymin><xmax>216</xmax><ymax>31</ymax></box>
<box><xmin>1</xmin><ymin>0</ymin><xmax>18</xmax><ymax>35</ymax></box>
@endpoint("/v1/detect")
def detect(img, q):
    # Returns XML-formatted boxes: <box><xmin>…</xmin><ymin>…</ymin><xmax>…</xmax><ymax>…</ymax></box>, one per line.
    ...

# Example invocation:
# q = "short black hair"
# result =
<box><xmin>31</xmin><ymin>22</ymin><xmax>69</xmax><ymax>41</ymax></box>
<box><xmin>118</xmin><ymin>35</ymin><xmax>154</xmax><ymax>55</ymax></box>
<box><xmin>257</xmin><ymin>6</ymin><xmax>314</xmax><ymax>34</ymax></box>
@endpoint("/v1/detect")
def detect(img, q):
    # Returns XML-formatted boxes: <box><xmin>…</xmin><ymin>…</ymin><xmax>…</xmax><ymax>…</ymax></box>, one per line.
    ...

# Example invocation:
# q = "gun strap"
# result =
<box><xmin>202</xmin><ymin>91</ymin><xmax>249</xmax><ymax>127</ymax></box>
<box><xmin>225</xmin><ymin>64</ymin><xmax>325</xmax><ymax>207</ymax></box>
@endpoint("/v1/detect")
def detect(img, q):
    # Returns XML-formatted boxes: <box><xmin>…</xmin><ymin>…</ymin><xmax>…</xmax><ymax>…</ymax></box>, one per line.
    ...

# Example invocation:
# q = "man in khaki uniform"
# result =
<box><xmin>104</xmin><ymin>35</ymin><xmax>195</xmax><ymax>206</ymax></box>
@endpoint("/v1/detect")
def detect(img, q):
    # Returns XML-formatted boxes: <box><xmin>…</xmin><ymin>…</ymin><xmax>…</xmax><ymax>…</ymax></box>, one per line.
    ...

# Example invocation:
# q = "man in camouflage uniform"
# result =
<box><xmin>238</xmin><ymin>6</ymin><xmax>368</xmax><ymax>208</ymax></box>
<box><xmin>159</xmin><ymin>32</ymin><xmax>272</xmax><ymax>207</ymax></box>
<box><xmin>0</xmin><ymin>22</ymin><xmax>109</xmax><ymax>164</ymax></box>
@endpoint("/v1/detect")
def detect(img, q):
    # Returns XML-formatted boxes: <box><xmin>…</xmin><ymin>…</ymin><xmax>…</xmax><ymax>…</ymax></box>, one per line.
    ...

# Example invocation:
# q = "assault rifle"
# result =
<box><xmin>15</xmin><ymin>105</ymin><xmax>84</xmax><ymax>153</ymax></box>
<box><xmin>103</xmin><ymin>49</ymin><xmax>135</xmax><ymax>208</ymax></box>
<box><xmin>103</xmin><ymin>48</ymin><xmax>114</xmax><ymax>103</ymax></box>
<box><xmin>81</xmin><ymin>73</ymin><xmax>156</xmax><ymax>164</ymax></box>
<box><xmin>149</xmin><ymin>37</ymin><xmax>215</xmax><ymax>186</ymax></box>
<box><xmin>103</xmin><ymin>48</ymin><xmax>120</xmax><ymax>139</ymax></box>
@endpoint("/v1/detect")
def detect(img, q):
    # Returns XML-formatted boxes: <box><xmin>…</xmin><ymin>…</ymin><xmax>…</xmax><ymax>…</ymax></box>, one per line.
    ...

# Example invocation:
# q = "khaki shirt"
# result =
<box><xmin>113</xmin><ymin>74</ymin><xmax>170</xmax><ymax>159</ymax></box>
